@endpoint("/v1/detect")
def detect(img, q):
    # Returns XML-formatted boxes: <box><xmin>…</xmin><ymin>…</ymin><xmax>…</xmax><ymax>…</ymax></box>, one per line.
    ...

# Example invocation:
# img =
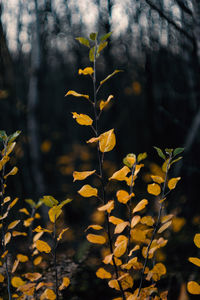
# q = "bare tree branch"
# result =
<box><xmin>174</xmin><ymin>0</ymin><xmax>193</xmax><ymax>16</ymax></box>
<box><xmin>144</xmin><ymin>0</ymin><xmax>194</xmax><ymax>42</ymax></box>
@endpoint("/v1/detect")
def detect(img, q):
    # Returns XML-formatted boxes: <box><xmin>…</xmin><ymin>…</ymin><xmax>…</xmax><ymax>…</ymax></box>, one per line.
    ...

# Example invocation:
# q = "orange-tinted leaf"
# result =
<box><xmin>147</xmin><ymin>183</ymin><xmax>161</xmax><ymax>196</ymax></box>
<box><xmin>11</xmin><ymin>277</ymin><xmax>26</xmax><ymax>288</ymax></box>
<box><xmin>40</xmin><ymin>288</ymin><xmax>56</xmax><ymax>300</ymax></box>
<box><xmin>73</xmin><ymin>170</ymin><xmax>96</xmax><ymax>182</ymax></box>
<box><xmin>87</xmin><ymin>234</ymin><xmax>106</xmax><ymax>244</ymax></box>
<box><xmin>161</xmin><ymin>214</ymin><xmax>174</xmax><ymax>223</ymax></box>
<box><xmin>36</xmin><ymin>282</ymin><xmax>53</xmax><ymax>290</ymax></box>
<box><xmin>86</xmin><ymin>136</ymin><xmax>100</xmax><ymax>144</ymax></box>
<box><xmin>65</xmin><ymin>90</ymin><xmax>89</xmax><ymax>100</ymax></box>
<box><xmin>1</xmin><ymin>250</ymin><xmax>8</xmax><ymax>258</ymax></box>
<box><xmin>24</xmin><ymin>273</ymin><xmax>42</xmax><ymax>282</ymax></box>
<box><xmin>116</xmin><ymin>190</ymin><xmax>134</xmax><ymax>204</ymax></box>
<box><xmin>17</xmin><ymin>283</ymin><xmax>35</xmax><ymax>296</ymax></box>
<box><xmin>96</xmin><ymin>267</ymin><xmax>112</xmax><ymax>279</ymax></box>
<box><xmin>72</xmin><ymin>112</ymin><xmax>93</xmax><ymax>126</ymax></box>
<box><xmin>17</xmin><ymin>254</ymin><xmax>28</xmax><ymax>263</ymax></box>
<box><xmin>128</xmin><ymin>245</ymin><xmax>140</xmax><ymax>256</ymax></box>
<box><xmin>103</xmin><ymin>254</ymin><xmax>113</xmax><ymax>264</ymax></box>
<box><xmin>36</xmin><ymin>240</ymin><xmax>51</xmax><ymax>253</ymax></box>
<box><xmin>4</xmin><ymin>167</ymin><xmax>18</xmax><ymax>179</ymax></box>
<box><xmin>5</xmin><ymin>232</ymin><xmax>11</xmax><ymax>246</ymax></box>
<box><xmin>168</xmin><ymin>177</ymin><xmax>181</xmax><ymax>190</ymax></box>
<box><xmin>188</xmin><ymin>257</ymin><xmax>200</xmax><ymax>267</ymax></box>
<box><xmin>109</xmin><ymin>216</ymin><xmax>124</xmax><ymax>225</ymax></box>
<box><xmin>59</xmin><ymin>277</ymin><xmax>70</xmax><ymax>290</ymax></box>
<box><xmin>109</xmin><ymin>166</ymin><xmax>130</xmax><ymax>181</ymax></box>
<box><xmin>8</xmin><ymin>220</ymin><xmax>20</xmax><ymax>230</ymax></box>
<box><xmin>98</xmin><ymin>200</ymin><xmax>114</xmax><ymax>214</ymax></box>
<box><xmin>33</xmin><ymin>232</ymin><xmax>44</xmax><ymax>243</ymax></box>
<box><xmin>132</xmin><ymin>199</ymin><xmax>148</xmax><ymax>214</ymax></box>
<box><xmin>19</xmin><ymin>208</ymin><xmax>30</xmax><ymax>215</ymax></box>
<box><xmin>100</xmin><ymin>70</ymin><xmax>123</xmax><ymax>86</ymax></box>
<box><xmin>78</xmin><ymin>185</ymin><xmax>98</xmax><ymax>197</ymax></box>
<box><xmin>114</xmin><ymin>222</ymin><xmax>129</xmax><ymax>234</ymax></box>
<box><xmin>187</xmin><ymin>281</ymin><xmax>200</xmax><ymax>295</ymax></box>
<box><xmin>99</xmin><ymin>129</ymin><xmax>116</xmax><ymax>153</ymax></box>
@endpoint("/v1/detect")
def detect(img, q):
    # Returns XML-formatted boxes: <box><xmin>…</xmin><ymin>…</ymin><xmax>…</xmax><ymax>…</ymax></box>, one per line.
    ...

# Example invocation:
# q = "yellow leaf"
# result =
<box><xmin>99</xmin><ymin>129</ymin><xmax>116</xmax><ymax>153</ymax></box>
<box><xmin>100</xmin><ymin>70</ymin><xmax>123</xmax><ymax>86</ymax></box>
<box><xmin>147</xmin><ymin>183</ymin><xmax>161</xmax><ymax>196</ymax></box>
<box><xmin>103</xmin><ymin>254</ymin><xmax>113</xmax><ymax>264</ymax></box>
<box><xmin>0</xmin><ymin>156</ymin><xmax>9</xmax><ymax>171</ymax></box>
<box><xmin>161</xmin><ymin>214</ymin><xmax>174</xmax><ymax>223</ymax></box>
<box><xmin>109</xmin><ymin>216</ymin><xmax>124</xmax><ymax>225</ymax></box>
<box><xmin>9</xmin><ymin>197</ymin><xmax>19</xmax><ymax>209</ymax></box>
<box><xmin>78</xmin><ymin>67</ymin><xmax>94</xmax><ymax>75</ymax></box>
<box><xmin>1</xmin><ymin>250</ymin><xmax>8</xmax><ymax>258</ymax></box>
<box><xmin>12</xmin><ymin>231</ymin><xmax>27</xmax><ymax>237</ymax></box>
<box><xmin>172</xmin><ymin>217</ymin><xmax>185</xmax><ymax>232</ymax></box>
<box><xmin>146</xmin><ymin>263</ymin><xmax>166</xmax><ymax>281</ymax></box>
<box><xmin>116</xmin><ymin>190</ymin><xmax>134</xmax><ymax>204</ymax></box>
<box><xmin>131</xmin><ymin>215</ymin><xmax>141</xmax><ymax>228</ymax></box>
<box><xmin>86</xmin><ymin>234</ymin><xmax>106</xmax><ymax>244</ymax></box>
<box><xmin>57</xmin><ymin>228</ymin><xmax>69</xmax><ymax>241</ymax></box>
<box><xmin>5</xmin><ymin>232</ymin><xmax>11</xmax><ymax>246</ymax></box>
<box><xmin>19</xmin><ymin>208</ymin><xmax>30</xmax><ymax>215</ymax></box>
<box><xmin>24</xmin><ymin>272</ymin><xmax>42</xmax><ymax>282</ymax></box>
<box><xmin>72</xmin><ymin>112</ymin><xmax>93</xmax><ymax>126</ymax></box>
<box><xmin>162</xmin><ymin>158</ymin><xmax>170</xmax><ymax>172</ymax></box>
<box><xmin>65</xmin><ymin>90</ymin><xmax>89</xmax><ymax>100</ymax></box>
<box><xmin>24</xmin><ymin>217</ymin><xmax>34</xmax><ymax>227</ymax></box>
<box><xmin>123</xmin><ymin>154</ymin><xmax>136</xmax><ymax>168</ymax></box>
<box><xmin>48</xmin><ymin>206</ymin><xmax>62</xmax><ymax>223</ymax></box>
<box><xmin>4</xmin><ymin>166</ymin><xmax>18</xmax><ymax>179</ymax></box>
<box><xmin>100</xmin><ymin>95</ymin><xmax>114</xmax><ymax>111</ymax></box>
<box><xmin>8</xmin><ymin>220</ymin><xmax>20</xmax><ymax>230</ymax></box>
<box><xmin>187</xmin><ymin>281</ymin><xmax>200</xmax><ymax>295</ymax></box>
<box><xmin>17</xmin><ymin>283</ymin><xmax>36</xmax><ymax>296</ymax></box>
<box><xmin>33</xmin><ymin>256</ymin><xmax>42</xmax><ymax>266</ymax></box>
<box><xmin>78</xmin><ymin>185</ymin><xmax>98</xmax><ymax>197</ymax></box>
<box><xmin>151</xmin><ymin>175</ymin><xmax>164</xmax><ymax>184</ymax></box>
<box><xmin>157</xmin><ymin>221</ymin><xmax>172</xmax><ymax>234</ymax></box>
<box><xmin>108</xmin><ymin>279</ymin><xmax>120</xmax><ymax>291</ymax></box>
<box><xmin>188</xmin><ymin>257</ymin><xmax>200</xmax><ymax>267</ymax></box>
<box><xmin>12</xmin><ymin>259</ymin><xmax>19</xmax><ymax>273</ymax></box>
<box><xmin>86</xmin><ymin>225</ymin><xmax>103</xmax><ymax>231</ymax></box>
<box><xmin>131</xmin><ymin>229</ymin><xmax>149</xmax><ymax>243</ymax></box>
<box><xmin>11</xmin><ymin>276</ymin><xmax>26</xmax><ymax>288</ymax></box>
<box><xmin>168</xmin><ymin>177</ymin><xmax>181</xmax><ymax>190</ymax></box>
<box><xmin>128</xmin><ymin>245</ymin><xmax>140</xmax><ymax>256</ymax></box>
<box><xmin>73</xmin><ymin>170</ymin><xmax>96</xmax><ymax>182</ymax></box>
<box><xmin>17</xmin><ymin>254</ymin><xmax>28</xmax><ymax>262</ymax></box>
<box><xmin>118</xmin><ymin>273</ymin><xmax>134</xmax><ymax>290</ymax></box>
<box><xmin>132</xmin><ymin>199</ymin><xmax>148</xmax><ymax>214</ymax></box>
<box><xmin>59</xmin><ymin>277</ymin><xmax>70</xmax><ymax>290</ymax></box>
<box><xmin>194</xmin><ymin>233</ymin><xmax>200</xmax><ymax>248</ymax></box>
<box><xmin>36</xmin><ymin>240</ymin><xmax>51</xmax><ymax>253</ymax></box>
<box><xmin>36</xmin><ymin>282</ymin><xmax>53</xmax><ymax>290</ymax></box>
<box><xmin>98</xmin><ymin>200</ymin><xmax>114</xmax><ymax>214</ymax></box>
<box><xmin>33</xmin><ymin>226</ymin><xmax>53</xmax><ymax>233</ymax></box>
<box><xmin>3</xmin><ymin>196</ymin><xmax>11</xmax><ymax>204</ymax></box>
<box><xmin>40</xmin><ymin>288</ymin><xmax>56</xmax><ymax>300</ymax></box>
<box><xmin>109</xmin><ymin>166</ymin><xmax>130</xmax><ymax>181</ymax></box>
<box><xmin>111</xmin><ymin>257</ymin><xmax>122</xmax><ymax>266</ymax></box>
<box><xmin>0</xmin><ymin>274</ymin><xmax>4</xmax><ymax>283</ymax></box>
<box><xmin>86</xmin><ymin>136</ymin><xmax>100</xmax><ymax>144</ymax></box>
<box><xmin>140</xmin><ymin>216</ymin><xmax>154</xmax><ymax>226</ymax></box>
<box><xmin>114</xmin><ymin>222</ymin><xmax>129</xmax><ymax>234</ymax></box>
<box><xmin>96</xmin><ymin>267</ymin><xmax>112</xmax><ymax>279</ymax></box>
<box><xmin>33</xmin><ymin>232</ymin><xmax>44</xmax><ymax>243</ymax></box>
<box><xmin>114</xmin><ymin>238</ymin><xmax>128</xmax><ymax>257</ymax></box>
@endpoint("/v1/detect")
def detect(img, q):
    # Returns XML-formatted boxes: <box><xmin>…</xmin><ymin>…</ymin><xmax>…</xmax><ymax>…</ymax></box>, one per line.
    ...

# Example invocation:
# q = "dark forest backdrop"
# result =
<box><xmin>1</xmin><ymin>0</ymin><xmax>200</xmax><ymax>298</ymax></box>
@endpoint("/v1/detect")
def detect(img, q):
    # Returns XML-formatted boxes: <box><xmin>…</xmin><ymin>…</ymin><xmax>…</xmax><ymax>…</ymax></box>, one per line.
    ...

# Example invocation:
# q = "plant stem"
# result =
<box><xmin>137</xmin><ymin>155</ymin><xmax>172</xmax><ymax>297</ymax></box>
<box><xmin>92</xmin><ymin>43</ymin><xmax>125</xmax><ymax>300</ymax></box>
<box><xmin>53</xmin><ymin>221</ymin><xmax>58</xmax><ymax>299</ymax></box>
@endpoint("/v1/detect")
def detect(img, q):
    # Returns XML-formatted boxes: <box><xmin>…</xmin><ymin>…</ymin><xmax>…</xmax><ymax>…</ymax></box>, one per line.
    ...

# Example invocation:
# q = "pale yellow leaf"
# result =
<box><xmin>114</xmin><ymin>239</ymin><xmax>128</xmax><ymax>257</ymax></box>
<box><xmin>85</xmin><ymin>224</ymin><xmax>103</xmax><ymax>231</ymax></box>
<box><xmin>131</xmin><ymin>215</ymin><xmax>141</xmax><ymax>228</ymax></box>
<box><xmin>114</xmin><ymin>222</ymin><xmax>129</xmax><ymax>234</ymax></box>
<box><xmin>132</xmin><ymin>199</ymin><xmax>148</xmax><ymax>214</ymax></box>
<box><xmin>12</xmin><ymin>259</ymin><xmax>19</xmax><ymax>273</ymax></box>
<box><xmin>157</xmin><ymin>220</ymin><xmax>172</xmax><ymax>234</ymax></box>
<box><xmin>98</xmin><ymin>200</ymin><xmax>114</xmax><ymax>214</ymax></box>
<box><xmin>5</xmin><ymin>232</ymin><xmax>11</xmax><ymax>246</ymax></box>
<box><xmin>100</xmin><ymin>95</ymin><xmax>114</xmax><ymax>111</ymax></box>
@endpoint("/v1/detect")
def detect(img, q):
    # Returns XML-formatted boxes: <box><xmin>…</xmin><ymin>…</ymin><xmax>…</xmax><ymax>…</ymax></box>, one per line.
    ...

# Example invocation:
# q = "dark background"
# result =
<box><xmin>1</xmin><ymin>0</ymin><xmax>200</xmax><ymax>298</ymax></box>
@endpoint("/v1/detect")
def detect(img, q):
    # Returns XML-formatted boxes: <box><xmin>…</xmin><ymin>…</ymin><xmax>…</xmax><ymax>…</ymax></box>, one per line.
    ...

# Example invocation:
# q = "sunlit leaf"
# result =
<box><xmin>73</xmin><ymin>170</ymin><xmax>96</xmax><ymax>182</ymax></box>
<box><xmin>19</xmin><ymin>208</ymin><xmax>30</xmax><ymax>215</ymax></box>
<box><xmin>11</xmin><ymin>277</ymin><xmax>26</xmax><ymax>288</ymax></box>
<box><xmin>72</xmin><ymin>112</ymin><xmax>93</xmax><ymax>126</ymax></box>
<box><xmin>3</xmin><ymin>196</ymin><xmax>11</xmax><ymax>204</ymax></box>
<box><xmin>187</xmin><ymin>281</ymin><xmax>200</xmax><ymax>294</ymax></box>
<box><xmin>100</xmin><ymin>70</ymin><xmax>123</xmax><ymax>86</ymax></box>
<box><xmin>12</xmin><ymin>231</ymin><xmax>27</xmax><ymax>237</ymax></box>
<box><xmin>48</xmin><ymin>206</ymin><xmax>62</xmax><ymax>223</ymax></box>
<box><xmin>12</xmin><ymin>259</ymin><xmax>19</xmax><ymax>273</ymax></box>
<box><xmin>9</xmin><ymin>197</ymin><xmax>19</xmax><ymax>209</ymax></box>
<box><xmin>4</xmin><ymin>166</ymin><xmax>18</xmax><ymax>179</ymax></box>
<box><xmin>188</xmin><ymin>257</ymin><xmax>200</xmax><ymax>267</ymax></box>
<box><xmin>59</xmin><ymin>277</ymin><xmax>70</xmax><ymax>290</ymax></box>
<box><xmin>78</xmin><ymin>185</ymin><xmax>98</xmax><ymax>197</ymax></box>
<box><xmin>33</xmin><ymin>256</ymin><xmax>42</xmax><ymax>266</ymax></box>
<box><xmin>75</xmin><ymin>37</ymin><xmax>90</xmax><ymax>47</ymax></box>
<box><xmin>8</xmin><ymin>220</ymin><xmax>20</xmax><ymax>230</ymax></box>
<box><xmin>140</xmin><ymin>216</ymin><xmax>155</xmax><ymax>226</ymax></box>
<box><xmin>151</xmin><ymin>175</ymin><xmax>164</xmax><ymax>184</ymax></box>
<box><xmin>108</xmin><ymin>279</ymin><xmax>120</xmax><ymax>291</ymax></box>
<box><xmin>114</xmin><ymin>222</ymin><xmax>129</xmax><ymax>234</ymax></box>
<box><xmin>3</xmin><ymin>142</ymin><xmax>16</xmax><ymax>156</ymax></box>
<box><xmin>123</xmin><ymin>153</ymin><xmax>136</xmax><ymax>168</ymax></box>
<box><xmin>98</xmin><ymin>200</ymin><xmax>114</xmax><ymax>214</ymax></box>
<box><xmin>17</xmin><ymin>254</ymin><xmax>28</xmax><ymax>262</ymax></box>
<box><xmin>157</xmin><ymin>221</ymin><xmax>172</xmax><ymax>234</ymax></box>
<box><xmin>57</xmin><ymin>228</ymin><xmax>69</xmax><ymax>241</ymax></box>
<box><xmin>86</xmin><ymin>234</ymin><xmax>106</xmax><ymax>244</ymax></box>
<box><xmin>0</xmin><ymin>274</ymin><xmax>4</xmax><ymax>283</ymax></box>
<box><xmin>96</xmin><ymin>268</ymin><xmax>112</xmax><ymax>279</ymax></box>
<box><xmin>109</xmin><ymin>166</ymin><xmax>130</xmax><ymax>181</ymax></box>
<box><xmin>78</xmin><ymin>67</ymin><xmax>94</xmax><ymax>75</ymax></box>
<box><xmin>1</xmin><ymin>250</ymin><xmax>8</xmax><ymax>259</ymax></box>
<box><xmin>128</xmin><ymin>245</ymin><xmax>140</xmax><ymax>256</ymax></box>
<box><xmin>5</xmin><ymin>232</ymin><xmax>11</xmax><ymax>246</ymax></box>
<box><xmin>109</xmin><ymin>216</ymin><xmax>124</xmax><ymax>225</ymax></box>
<box><xmin>17</xmin><ymin>283</ymin><xmax>35</xmax><ymax>296</ymax></box>
<box><xmin>65</xmin><ymin>90</ymin><xmax>89</xmax><ymax>100</ymax></box>
<box><xmin>41</xmin><ymin>196</ymin><xmax>58</xmax><ymax>208</ymax></box>
<box><xmin>161</xmin><ymin>214</ymin><xmax>174</xmax><ymax>224</ymax></box>
<box><xmin>36</xmin><ymin>240</ymin><xmax>51</xmax><ymax>253</ymax></box>
<box><xmin>40</xmin><ymin>288</ymin><xmax>56</xmax><ymax>300</ymax></box>
<box><xmin>116</xmin><ymin>190</ymin><xmax>134</xmax><ymax>204</ymax></box>
<box><xmin>23</xmin><ymin>217</ymin><xmax>34</xmax><ymax>227</ymax></box>
<box><xmin>33</xmin><ymin>226</ymin><xmax>52</xmax><ymax>233</ymax></box>
<box><xmin>118</xmin><ymin>273</ymin><xmax>134</xmax><ymax>290</ymax></box>
<box><xmin>114</xmin><ymin>237</ymin><xmax>128</xmax><ymax>257</ymax></box>
<box><xmin>24</xmin><ymin>272</ymin><xmax>42</xmax><ymax>282</ymax></box>
<box><xmin>132</xmin><ymin>199</ymin><xmax>148</xmax><ymax>214</ymax></box>
<box><xmin>147</xmin><ymin>183</ymin><xmax>161</xmax><ymax>196</ymax></box>
<box><xmin>33</xmin><ymin>232</ymin><xmax>44</xmax><ymax>243</ymax></box>
<box><xmin>36</xmin><ymin>282</ymin><xmax>53</xmax><ymax>290</ymax></box>
<box><xmin>194</xmin><ymin>233</ymin><xmax>200</xmax><ymax>248</ymax></box>
<box><xmin>168</xmin><ymin>177</ymin><xmax>181</xmax><ymax>190</ymax></box>
<box><xmin>131</xmin><ymin>215</ymin><xmax>141</xmax><ymax>228</ymax></box>
<box><xmin>85</xmin><ymin>224</ymin><xmax>103</xmax><ymax>231</ymax></box>
<box><xmin>100</xmin><ymin>95</ymin><xmax>114</xmax><ymax>111</ymax></box>
<box><xmin>99</xmin><ymin>129</ymin><xmax>116</xmax><ymax>152</ymax></box>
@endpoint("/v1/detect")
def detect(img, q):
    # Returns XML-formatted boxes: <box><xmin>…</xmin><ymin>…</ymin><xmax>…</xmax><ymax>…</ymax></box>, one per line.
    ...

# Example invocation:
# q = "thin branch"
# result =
<box><xmin>144</xmin><ymin>0</ymin><xmax>194</xmax><ymax>42</ymax></box>
<box><xmin>174</xmin><ymin>0</ymin><xmax>193</xmax><ymax>16</ymax></box>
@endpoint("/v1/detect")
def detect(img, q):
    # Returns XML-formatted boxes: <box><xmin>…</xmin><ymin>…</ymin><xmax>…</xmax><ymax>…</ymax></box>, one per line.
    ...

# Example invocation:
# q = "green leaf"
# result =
<box><xmin>154</xmin><ymin>147</ymin><xmax>166</xmax><ymax>160</ymax></box>
<box><xmin>75</xmin><ymin>37</ymin><xmax>90</xmax><ymax>48</ymax></box>
<box><xmin>0</xmin><ymin>131</ymin><xmax>7</xmax><ymax>141</ymax></box>
<box><xmin>165</xmin><ymin>148</ymin><xmax>173</xmax><ymax>155</ymax></box>
<box><xmin>42</xmin><ymin>196</ymin><xmax>58</xmax><ymax>208</ymax></box>
<box><xmin>25</xmin><ymin>199</ymin><xmax>36</xmax><ymax>207</ymax></box>
<box><xmin>89</xmin><ymin>32</ymin><xmax>97</xmax><ymax>41</ymax></box>
<box><xmin>58</xmin><ymin>199</ymin><xmax>72</xmax><ymax>209</ymax></box>
<box><xmin>8</xmin><ymin>131</ymin><xmax>21</xmax><ymax>144</ymax></box>
<box><xmin>171</xmin><ymin>156</ymin><xmax>183</xmax><ymax>166</ymax></box>
<box><xmin>137</xmin><ymin>152</ymin><xmax>147</xmax><ymax>163</ymax></box>
<box><xmin>89</xmin><ymin>47</ymin><xmax>95</xmax><ymax>62</ymax></box>
<box><xmin>97</xmin><ymin>41</ymin><xmax>108</xmax><ymax>54</ymax></box>
<box><xmin>173</xmin><ymin>147</ymin><xmax>184</xmax><ymax>157</ymax></box>
<box><xmin>100</xmin><ymin>70</ymin><xmax>123</xmax><ymax>86</ymax></box>
<box><xmin>100</xmin><ymin>32</ymin><xmax>112</xmax><ymax>42</ymax></box>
